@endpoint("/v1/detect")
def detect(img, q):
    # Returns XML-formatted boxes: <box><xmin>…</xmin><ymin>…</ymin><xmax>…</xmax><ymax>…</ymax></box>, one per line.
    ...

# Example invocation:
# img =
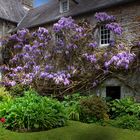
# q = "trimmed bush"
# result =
<box><xmin>79</xmin><ymin>96</ymin><xmax>109</xmax><ymax>123</ymax></box>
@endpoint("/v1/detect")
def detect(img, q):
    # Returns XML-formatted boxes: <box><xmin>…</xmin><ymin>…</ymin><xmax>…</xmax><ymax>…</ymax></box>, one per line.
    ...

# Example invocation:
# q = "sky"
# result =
<box><xmin>33</xmin><ymin>0</ymin><xmax>48</xmax><ymax>7</ymax></box>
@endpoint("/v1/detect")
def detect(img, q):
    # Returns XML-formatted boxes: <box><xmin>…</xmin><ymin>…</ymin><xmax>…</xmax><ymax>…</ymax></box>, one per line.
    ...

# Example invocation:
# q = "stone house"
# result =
<box><xmin>0</xmin><ymin>0</ymin><xmax>30</xmax><ymax>67</ymax></box>
<box><xmin>0</xmin><ymin>0</ymin><xmax>25</xmax><ymax>37</ymax></box>
<box><xmin>0</xmin><ymin>0</ymin><xmax>33</xmax><ymax>80</ymax></box>
<box><xmin>2</xmin><ymin>0</ymin><xmax>140</xmax><ymax>100</ymax></box>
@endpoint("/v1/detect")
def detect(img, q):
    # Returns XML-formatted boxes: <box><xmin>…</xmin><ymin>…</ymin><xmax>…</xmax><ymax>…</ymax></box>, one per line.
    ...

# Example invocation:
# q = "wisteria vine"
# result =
<box><xmin>0</xmin><ymin>12</ymin><xmax>139</xmax><ymax>95</ymax></box>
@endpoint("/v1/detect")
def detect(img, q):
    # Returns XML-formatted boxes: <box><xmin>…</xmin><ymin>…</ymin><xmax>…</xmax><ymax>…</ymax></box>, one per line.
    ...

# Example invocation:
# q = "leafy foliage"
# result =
<box><xmin>110</xmin><ymin>115</ymin><xmax>140</xmax><ymax>130</ymax></box>
<box><xmin>0</xmin><ymin>89</ymin><xmax>67</xmax><ymax>131</ymax></box>
<box><xmin>0</xmin><ymin>87</ymin><xmax>12</xmax><ymax>102</ymax></box>
<box><xmin>9</xmin><ymin>84</ymin><xmax>29</xmax><ymax>97</ymax></box>
<box><xmin>109</xmin><ymin>97</ymin><xmax>140</xmax><ymax>118</ymax></box>
<box><xmin>62</xmin><ymin>93</ymin><xmax>84</xmax><ymax>121</ymax></box>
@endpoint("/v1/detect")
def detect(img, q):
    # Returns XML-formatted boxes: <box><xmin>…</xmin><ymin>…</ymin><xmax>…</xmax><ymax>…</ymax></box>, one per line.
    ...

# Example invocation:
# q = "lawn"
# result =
<box><xmin>0</xmin><ymin>121</ymin><xmax>140</xmax><ymax>140</ymax></box>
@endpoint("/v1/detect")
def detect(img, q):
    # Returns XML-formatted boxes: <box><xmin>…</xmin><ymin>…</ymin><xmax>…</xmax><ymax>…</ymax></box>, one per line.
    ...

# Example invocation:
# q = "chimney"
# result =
<box><xmin>21</xmin><ymin>0</ymin><xmax>33</xmax><ymax>10</ymax></box>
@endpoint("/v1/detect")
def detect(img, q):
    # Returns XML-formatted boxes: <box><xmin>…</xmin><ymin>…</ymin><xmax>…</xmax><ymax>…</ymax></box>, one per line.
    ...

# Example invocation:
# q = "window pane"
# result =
<box><xmin>101</xmin><ymin>40</ymin><xmax>104</xmax><ymax>44</ymax></box>
<box><xmin>62</xmin><ymin>1</ymin><xmax>68</xmax><ymax>12</ymax></box>
<box><xmin>100</xmin><ymin>25</ymin><xmax>110</xmax><ymax>45</ymax></box>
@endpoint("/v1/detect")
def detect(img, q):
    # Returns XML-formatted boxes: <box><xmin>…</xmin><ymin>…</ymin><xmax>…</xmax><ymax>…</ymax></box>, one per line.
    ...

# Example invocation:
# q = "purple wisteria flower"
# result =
<box><xmin>0</xmin><ymin>66</ymin><xmax>9</xmax><ymax>72</ymax></box>
<box><xmin>118</xmin><ymin>44</ymin><xmax>124</xmax><ymax>49</ymax></box>
<box><xmin>66</xmin><ymin>43</ymin><xmax>78</xmax><ymax>49</ymax></box>
<box><xmin>23</xmin><ymin>53</ymin><xmax>31</xmax><ymax>61</ymax></box>
<box><xmin>37</xmin><ymin>27</ymin><xmax>49</xmax><ymax>35</ymax></box>
<box><xmin>56</xmin><ymin>39</ymin><xmax>65</xmax><ymax>47</ymax></box>
<box><xmin>53</xmin><ymin>17</ymin><xmax>76</xmax><ymax>32</ymax></box>
<box><xmin>83</xmin><ymin>53</ymin><xmax>97</xmax><ymax>63</ymax></box>
<box><xmin>10</xmin><ymin>56</ymin><xmax>18</xmax><ymax>64</ymax></box>
<box><xmin>40</xmin><ymin>72</ymin><xmax>49</xmax><ymax>79</ymax></box>
<box><xmin>14</xmin><ymin>45</ymin><xmax>22</xmax><ymax>49</ymax></box>
<box><xmin>23</xmin><ymin>45</ymin><xmax>31</xmax><ymax>52</ymax></box>
<box><xmin>105</xmin><ymin>23</ymin><xmax>123</xmax><ymax>35</ymax></box>
<box><xmin>53</xmin><ymin>71</ymin><xmax>71</xmax><ymax>85</ymax></box>
<box><xmin>33</xmin><ymin>65</ymin><xmax>40</xmax><ymax>74</ymax></box>
<box><xmin>8</xmin><ymin>81</ymin><xmax>16</xmax><ymax>87</ymax></box>
<box><xmin>9</xmin><ymin>34</ymin><xmax>18</xmax><ymax>41</ymax></box>
<box><xmin>8</xmin><ymin>73</ymin><xmax>17</xmax><ymax>77</ymax></box>
<box><xmin>95</xmin><ymin>12</ymin><xmax>116</xmax><ymax>22</ymax></box>
<box><xmin>135</xmin><ymin>41</ymin><xmax>140</xmax><ymax>47</ymax></box>
<box><xmin>17</xmin><ymin>29</ymin><xmax>29</xmax><ymax>38</ymax></box>
<box><xmin>9</xmin><ymin>29</ymin><xmax>28</xmax><ymax>42</ymax></box>
<box><xmin>39</xmin><ymin>71</ymin><xmax>71</xmax><ymax>85</ymax></box>
<box><xmin>17</xmin><ymin>53</ymin><xmax>24</xmax><ymax>58</ymax></box>
<box><xmin>105</xmin><ymin>52</ymin><xmax>135</xmax><ymax>69</ymax></box>
<box><xmin>103</xmin><ymin>52</ymin><xmax>108</xmax><ymax>58</ymax></box>
<box><xmin>13</xmin><ymin>66</ymin><xmax>23</xmax><ymax>72</ymax></box>
<box><xmin>45</xmin><ymin>65</ymin><xmax>53</xmax><ymax>72</ymax></box>
<box><xmin>0</xmin><ymin>39</ymin><xmax>7</xmax><ymax>45</ymax></box>
<box><xmin>109</xmin><ymin>40</ymin><xmax>115</xmax><ymax>47</ymax></box>
<box><xmin>75</xmin><ymin>27</ymin><xmax>84</xmax><ymax>33</ymax></box>
<box><xmin>88</xmin><ymin>42</ymin><xmax>97</xmax><ymax>48</ymax></box>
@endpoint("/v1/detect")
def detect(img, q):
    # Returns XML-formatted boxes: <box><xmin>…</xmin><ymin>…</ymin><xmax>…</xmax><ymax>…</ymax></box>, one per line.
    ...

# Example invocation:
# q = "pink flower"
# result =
<box><xmin>0</xmin><ymin>118</ymin><xmax>6</xmax><ymax>123</ymax></box>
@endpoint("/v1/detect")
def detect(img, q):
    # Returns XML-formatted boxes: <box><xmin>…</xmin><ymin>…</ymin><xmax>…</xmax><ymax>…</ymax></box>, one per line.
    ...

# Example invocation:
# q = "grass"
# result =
<box><xmin>1</xmin><ymin>121</ymin><xmax>140</xmax><ymax>140</ymax></box>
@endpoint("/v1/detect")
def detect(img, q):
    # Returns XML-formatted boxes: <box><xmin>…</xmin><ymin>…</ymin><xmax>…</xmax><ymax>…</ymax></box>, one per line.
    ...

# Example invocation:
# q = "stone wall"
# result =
<box><xmin>1</xmin><ymin>1</ymin><xmax>139</xmax><ymax>99</ymax></box>
<box><xmin>28</xmin><ymin>1</ymin><xmax>140</xmax><ymax>100</ymax></box>
<box><xmin>0</xmin><ymin>19</ymin><xmax>16</xmax><ymax>64</ymax></box>
<box><xmin>31</xmin><ymin>2</ymin><xmax>140</xmax><ymax>46</ymax></box>
<box><xmin>0</xmin><ymin>19</ymin><xmax>16</xmax><ymax>37</ymax></box>
<box><xmin>75</xmin><ymin>2</ymin><xmax>140</xmax><ymax>100</ymax></box>
<box><xmin>76</xmin><ymin>1</ymin><xmax>140</xmax><ymax>46</ymax></box>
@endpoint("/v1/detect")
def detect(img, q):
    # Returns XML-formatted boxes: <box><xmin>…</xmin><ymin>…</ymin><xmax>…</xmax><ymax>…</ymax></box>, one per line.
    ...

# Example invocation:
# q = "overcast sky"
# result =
<box><xmin>33</xmin><ymin>0</ymin><xmax>48</xmax><ymax>7</ymax></box>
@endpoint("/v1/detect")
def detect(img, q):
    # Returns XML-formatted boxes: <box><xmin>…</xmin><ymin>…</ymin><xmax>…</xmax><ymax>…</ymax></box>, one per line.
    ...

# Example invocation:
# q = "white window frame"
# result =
<box><xmin>99</xmin><ymin>25</ymin><xmax>110</xmax><ymax>47</ymax></box>
<box><xmin>60</xmin><ymin>0</ymin><xmax>69</xmax><ymax>13</ymax></box>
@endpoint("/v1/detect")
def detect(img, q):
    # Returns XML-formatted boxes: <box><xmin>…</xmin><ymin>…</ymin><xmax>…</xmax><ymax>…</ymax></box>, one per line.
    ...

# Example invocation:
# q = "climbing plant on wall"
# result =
<box><xmin>0</xmin><ymin>12</ymin><xmax>139</xmax><ymax>96</ymax></box>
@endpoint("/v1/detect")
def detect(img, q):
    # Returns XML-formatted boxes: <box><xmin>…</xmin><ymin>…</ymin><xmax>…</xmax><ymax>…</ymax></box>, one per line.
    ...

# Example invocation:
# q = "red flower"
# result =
<box><xmin>0</xmin><ymin>118</ymin><xmax>6</xmax><ymax>123</ymax></box>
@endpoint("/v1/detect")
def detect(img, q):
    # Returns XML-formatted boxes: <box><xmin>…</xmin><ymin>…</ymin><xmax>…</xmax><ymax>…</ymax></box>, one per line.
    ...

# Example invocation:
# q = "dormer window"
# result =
<box><xmin>60</xmin><ymin>0</ymin><xmax>69</xmax><ymax>13</ymax></box>
<box><xmin>100</xmin><ymin>25</ymin><xmax>110</xmax><ymax>47</ymax></box>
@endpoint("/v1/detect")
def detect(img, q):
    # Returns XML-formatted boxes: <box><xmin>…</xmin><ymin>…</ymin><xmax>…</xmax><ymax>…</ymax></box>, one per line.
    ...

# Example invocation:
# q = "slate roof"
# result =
<box><xmin>0</xmin><ymin>0</ymin><xmax>26</xmax><ymax>23</ymax></box>
<box><xmin>17</xmin><ymin>0</ymin><xmax>137</xmax><ymax>29</ymax></box>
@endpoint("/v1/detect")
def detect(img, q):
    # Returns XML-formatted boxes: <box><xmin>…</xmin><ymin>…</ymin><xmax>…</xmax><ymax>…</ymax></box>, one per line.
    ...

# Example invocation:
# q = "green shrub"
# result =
<box><xmin>0</xmin><ymin>87</ymin><xmax>12</xmax><ymax>102</ymax></box>
<box><xmin>109</xmin><ymin>97</ymin><xmax>140</xmax><ymax>119</ymax></box>
<box><xmin>62</xmin><ymin>93</ymin><xmax>83</xmax><ymax>121</ymax></box>
<box><xmin>0</xmin><ymin>89</ymin><xmax>67</xmax><ymax>131</ymax></box>
<box><xmin>9</xmin><ymin>84</ymin><xmax>29</xmax><ymax>97</ymax></box>
<box><xmin>79</xmin><ymin>96</ymin><xmax>109</xmax><ymax>123</ymax></box>
<box><xmin>110</xmin><ymin>115</ymin><xmax>140</xmax><ymax>130</ymax></box>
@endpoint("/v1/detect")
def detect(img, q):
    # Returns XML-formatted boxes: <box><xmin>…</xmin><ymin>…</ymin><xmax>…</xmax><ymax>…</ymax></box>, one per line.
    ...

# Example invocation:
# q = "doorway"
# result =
<box><xmin>106</xmin><ymin>86</ymin><xmax>121</xmax><ymax>100</ymax></box>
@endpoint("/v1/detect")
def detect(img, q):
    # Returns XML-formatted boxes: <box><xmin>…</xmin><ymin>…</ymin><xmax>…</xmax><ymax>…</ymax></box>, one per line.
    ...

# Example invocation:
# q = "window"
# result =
<box><xmin>55</xmin><ymin>32</ymin><xmax>64</xmax><ymax>48</ymax></box>
<box><xmin>60</xmin><ymin>0</ymin><xmax>69</xmax><ymax>13</ymax></box>
<box><xmin>100</xmin><ymin>25</ymin><xmax>110</xmax><ymax>46</ymax></box>
<box><xmin>55</xmin><ymin>32</ymin><xmax>63</xmax><ymax>42</ymax></box>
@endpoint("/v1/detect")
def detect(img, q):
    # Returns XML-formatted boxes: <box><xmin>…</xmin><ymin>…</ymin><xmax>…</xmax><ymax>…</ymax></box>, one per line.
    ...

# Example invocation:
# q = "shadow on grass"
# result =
<box><xmin>75</xmin><ymin>126</ymin><xmax>117</xmax><ymax>140</ymax></box>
